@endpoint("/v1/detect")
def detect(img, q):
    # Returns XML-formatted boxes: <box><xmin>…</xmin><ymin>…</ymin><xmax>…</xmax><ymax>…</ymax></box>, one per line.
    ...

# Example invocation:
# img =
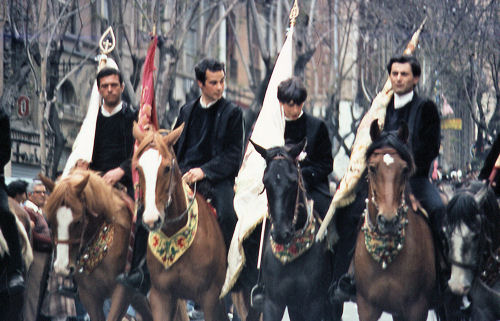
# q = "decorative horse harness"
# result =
<box><xmin>268</xmin><ymin>154</ymin><xmax>317</xmax><ymax>264</ymax></box>
<box><xmin>53</xmin><ymin>203</ymin><xmax>115</xmax><ymax>275</ymax></box>
<box><xmin>362</xmin><ymin>151</ymin><xmax>410</xmax><ymax>269</ymax></box>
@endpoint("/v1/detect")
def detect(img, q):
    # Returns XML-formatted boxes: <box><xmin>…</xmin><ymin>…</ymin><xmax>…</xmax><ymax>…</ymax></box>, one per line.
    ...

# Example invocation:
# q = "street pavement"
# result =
<box><xmin>280</xmin><ymin>303</ymin><xmax>439</xmax><ymax>321</ymax></box>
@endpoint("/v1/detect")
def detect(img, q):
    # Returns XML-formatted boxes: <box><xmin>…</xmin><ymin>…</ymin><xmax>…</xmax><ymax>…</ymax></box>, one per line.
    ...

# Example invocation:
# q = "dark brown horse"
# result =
<box><xmin>133</xmin><ymin>124</ymin><xmax>228</xmax><ymax>321</ymax></box>
<box><xmin>354</xmin><ymin>121</ymin><xmax>436</xmax><ymax>321</ymax></box>
<box><xmin>44</xmin><ymin>169</ymin><xmax>153</xmax><ymax>321</ymax></box>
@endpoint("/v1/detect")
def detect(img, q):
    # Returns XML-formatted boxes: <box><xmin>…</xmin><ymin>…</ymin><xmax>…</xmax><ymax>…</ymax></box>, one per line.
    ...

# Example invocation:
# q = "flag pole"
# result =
<box><xmin>61</xmin><ymin>27</ymin><xmax>117</xmax><ymax>178</ymax></box>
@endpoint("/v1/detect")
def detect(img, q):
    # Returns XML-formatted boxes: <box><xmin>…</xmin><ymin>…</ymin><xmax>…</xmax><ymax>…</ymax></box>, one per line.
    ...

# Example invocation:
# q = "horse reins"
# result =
<box><xmin>53</xmin><ymin>200</ymin><xmax>104</xmax><ymax>264</ymax></box>
<box><xmin>269</xmin><ymin>154</ymin><xmax>312</xmax><ymax>237</ymax></box>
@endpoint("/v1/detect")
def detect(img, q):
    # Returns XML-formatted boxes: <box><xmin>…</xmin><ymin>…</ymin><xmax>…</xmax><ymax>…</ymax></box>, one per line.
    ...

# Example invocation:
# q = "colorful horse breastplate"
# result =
<box><xmin>148</xmin><ymin>184</ymin><xmax>198</xmax><ymax>269</ymax></box>
<box><xmin>270</xmin><ymin>216</ymin><xmax>316</xmax><ymax>264</ymax></box>
<box><xmin>362</xmin><ymin>206</ymin><xmax>408</xmax><ymax>269</ymax></box>
<box><xmin>77</xmin><ymin>223</ymin><xmax>115</xmax><ymax>274</ymax></box>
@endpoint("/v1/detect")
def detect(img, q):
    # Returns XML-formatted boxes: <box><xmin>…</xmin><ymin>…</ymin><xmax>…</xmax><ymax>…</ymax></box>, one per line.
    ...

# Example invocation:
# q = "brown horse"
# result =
<box><xmin>354</xmin><ymin>121</ymin><xmax>436</xmax><ymax>321</ymax></box>
<box><xmin>44</xmin><ymin>169</ymin><xmax>153</xmax><ymax>321</ymax></box>
<box><xmin>133</xmin><ymin>124</ymin><xmax>229</xmax><ymax>321</ymax></box>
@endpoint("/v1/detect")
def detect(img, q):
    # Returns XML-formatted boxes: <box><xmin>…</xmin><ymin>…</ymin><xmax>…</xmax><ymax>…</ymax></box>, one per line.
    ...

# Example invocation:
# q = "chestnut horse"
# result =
<box><xmin>44</xmin><ymin>170</ymin><xmax>153</xmax><ymax>321</ymax></box>
<box><xmin>354</xmin><ymin>121</ymin><xmax>436</xmax><ymax>321</ymax></box>
<box><xmin>252</xmin><ymin>139</ymin><xmax>336</xmax><ymax>321</ymax></box>
<box><xmin>133</xmin><ymin>124</ymin><xmax>228</xmax><ymax>321</ymax></box>
<box><xmin>444</xmin><ymin>180</ymin><xmax>500</xmax><ymax>320</ymax></box>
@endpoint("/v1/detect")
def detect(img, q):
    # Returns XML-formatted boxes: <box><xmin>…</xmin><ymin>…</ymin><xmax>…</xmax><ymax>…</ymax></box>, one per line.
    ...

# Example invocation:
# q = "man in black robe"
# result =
<box><xmin>278</xmin><ymin>77</ymin><xmax>333</xmax><ymax>218</ymax></box>
<box><xmin>173</xmin><ymin>58</ymin><xmax>244</xmax><ymax>252</ymax></box>
<box><xmin>332</xmin><ymin>55</ymin><xmax>444</xmax><ymax>302</ymax></box>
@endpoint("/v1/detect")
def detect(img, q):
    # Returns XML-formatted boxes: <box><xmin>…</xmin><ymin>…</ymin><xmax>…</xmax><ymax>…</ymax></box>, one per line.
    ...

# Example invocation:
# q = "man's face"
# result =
<box><xmin>29</xmin><ymin>184</ymin><xmax>47</xmax><ymax>208</ymax></box>
<box><xmin>389</xmin><ymin>62</ymin><xmax>420</xmax><ymax>95</ymax></box>
<box><xmin>98</xmin><ymin>74</ymin><xmax>124</xmax><ymax>108</ymax></box>
<box><xmin>198</xmin><ymin>70</ymin><xmax>225</xmax><ymax>104</ymax></box>
<box><xmin>282</xmin><ymin>101</ymin><xmax>304</xmax><ymax>121</ymax></box>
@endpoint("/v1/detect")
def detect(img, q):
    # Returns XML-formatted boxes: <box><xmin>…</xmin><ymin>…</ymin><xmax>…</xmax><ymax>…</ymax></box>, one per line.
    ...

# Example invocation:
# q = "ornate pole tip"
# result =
<box><xmin>289</xmin><ymin>0</ymin><xmax>299</xmax><ymax>27</ymax></box>
<box><xmin>99</xmin><ymin>26</ymin><xmax>116</xmax><ymax>55</ymax></box>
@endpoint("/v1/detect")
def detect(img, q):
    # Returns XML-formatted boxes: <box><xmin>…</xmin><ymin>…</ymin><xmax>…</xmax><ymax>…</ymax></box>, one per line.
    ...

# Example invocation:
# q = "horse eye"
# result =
<box><xmin>164</xmin><ymin>166</ymin><xmax>171</xmax><ymax>174</ymax></box>
<box><xmin>368</xmin><ymin>165</ymin><xmax>376</xmax><ymax>174</ymax></box>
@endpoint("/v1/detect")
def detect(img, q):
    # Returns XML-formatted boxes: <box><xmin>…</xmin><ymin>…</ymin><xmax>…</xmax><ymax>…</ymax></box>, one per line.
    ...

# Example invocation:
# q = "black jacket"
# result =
<box><xmin>384</xmin><ymin>94</ymin><xmax>440</xmax><ymax>178</ymax></box>
<box><xmin>174</xmin><ymin>97</ymin><xmax>244</xmax><ymax>184</ymax></box>
<box><xmin>285</xmin><ymin>112</ymin><xmax>333</xmax><ymax>197</ymax></box>
<box><xmin>90</xmin><ymin>102</ymin><xmax>138</xmax><ymax>192</ymax></box>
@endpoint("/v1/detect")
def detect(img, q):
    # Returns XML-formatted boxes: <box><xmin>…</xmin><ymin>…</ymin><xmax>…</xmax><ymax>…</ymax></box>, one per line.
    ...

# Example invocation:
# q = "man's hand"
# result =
<box><xmin>182</xmin><ymin>168</ymin><xmax>205</xmax><ymax>184</ymax></box>
<box><xmin>103</xmin><ymin>167</ymin><xmax>125</xmax><ymax>186</ymax></box>
<box><xmin>76</xmin><ymin>159</ymin><xmax>89</xmax><ymax>170</ymax></box>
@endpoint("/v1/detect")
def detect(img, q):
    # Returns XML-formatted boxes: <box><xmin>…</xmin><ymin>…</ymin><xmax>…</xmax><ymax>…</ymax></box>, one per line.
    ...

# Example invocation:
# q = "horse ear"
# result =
<box><xmin>164</xmin><ymin>123</ymin><xmax>185</xmax><ymax>147</ymax></box>
<box><xmin>73</xmin><ymin>173</ymin><xmax>90</xmax><ymax>196</ymax></box>
<box><xmin>397</xmin><ymin>122</ymin><xmax>409</xmax><ymax>144</ymax></box>
<box><xmin>38</xmin><ymin>172</ymin><xmax>55</xmax><ymax>193</ymax></box>
<box><xmin>133</xmin><ymin>122</ymin><xmax>146</xmax><ymax>144</ymax></box>
<box><xmin>370</xmin><ymin>119</ymin><xmax>381</xmax><ymax>142</ymax></box>
<box><xmin>250</xmin><ymin>140</ymin><xmax>268</xmax><ymax>160</ymax></box>
<box><xmin>287</xmin><ymin>138</ymin><xmax>307</xmax><ymax>160</ymax></box>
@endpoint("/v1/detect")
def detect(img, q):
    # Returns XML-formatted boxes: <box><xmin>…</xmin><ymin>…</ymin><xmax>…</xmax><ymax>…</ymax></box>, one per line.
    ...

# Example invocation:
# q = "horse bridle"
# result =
<box><xmin>446</xmin><ymin>215</ymin><xmax>485</xmax><ymax>271</ymax></box>
<box><xmin>268</xmin><ymin>154</ymin><xmax>312</xmax><ymax>237</ymax></box>
<box><xmin>138</xmin><ymin>154</ymin><xmax>196</xmax><ymax>227</ymax></box>
<box><xmin>365</xmin><ymin>179</ymin><xmax>408</xmax><ymax>233</ymax></box>
<box><xmin>53</xmin><ymin>201</ymin><xmax>103</xmax><ymax>264</ymax></box>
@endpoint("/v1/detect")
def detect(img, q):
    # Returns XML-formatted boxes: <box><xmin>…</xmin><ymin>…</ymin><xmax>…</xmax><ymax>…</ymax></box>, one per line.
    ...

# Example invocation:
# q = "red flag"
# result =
<box><xmin>133</xmin><ymin>36</ymin><xmax>158</xmax><ymax>202</ymax></box>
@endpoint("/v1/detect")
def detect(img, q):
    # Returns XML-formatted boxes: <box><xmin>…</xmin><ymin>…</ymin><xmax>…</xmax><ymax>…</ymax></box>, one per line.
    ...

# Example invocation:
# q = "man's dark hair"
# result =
<box><xmin>96</xmin><ymin>68</ymin><xmax>123</xmax><ymax>87</ymax></box>
<box><xmin>386</xmin><ymin>55</ymin><xmax>421</xmax><ymax>77</ymax></box>
<box><xmin>277</xmin><ymin>77</ymin><xmax>308</xmax><ymax>105</ymax></box>
<box><xmin>7</xmin><ymin>180</ymin><xmax>28</xmax><ymax>198</ymax></box>
<box><xmin>194</xmin><ymin>58</ymin><xmax>225</xmax><ymax>85</ymax></box>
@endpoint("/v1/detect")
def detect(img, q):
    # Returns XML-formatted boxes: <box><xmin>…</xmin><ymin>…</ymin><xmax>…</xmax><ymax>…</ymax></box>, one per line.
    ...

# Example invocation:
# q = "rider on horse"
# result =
<box><xmin>331</xmin><ymin>55</ymin><xmax>445</xmax><ymax>302</ymax></box>
<box><xmin>66</xmin><ymin>64</ymin><xmax>148</xmax><ymax>294</ymax></box>
<box><xmin>172</xmin><ymin>58</ymin><xmax>244</xmax><ymax>252</ymax></box>
<box><xmin>280</xmin><ymin>77</ymin><xmax>333</xmax><ymax>219</ymax></box>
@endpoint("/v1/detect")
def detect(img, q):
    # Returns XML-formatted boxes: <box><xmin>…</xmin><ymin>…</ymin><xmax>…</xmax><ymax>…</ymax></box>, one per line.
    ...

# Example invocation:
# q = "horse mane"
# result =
<box><xmin>45</xmin><ymin>170</ymin><xmax>130</xmax><ymax>228</ymax></box>
<box><xmin>366</xmin><ymin>130</ymin><xmax>415</xmax><ymax>175</ymax></box>
<box><xmin>133</xmin><ymin>130</ymin><xmax>170</xmax><ymax>166</ymax></box>
<box><xmin>446</xmin><ymin>180</ymin><xmax>500</xmax><ymax>247</ymax></box>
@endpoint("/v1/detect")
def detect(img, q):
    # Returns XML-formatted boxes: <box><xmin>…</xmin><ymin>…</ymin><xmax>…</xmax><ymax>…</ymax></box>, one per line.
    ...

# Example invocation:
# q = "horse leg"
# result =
<box><xmin>173</xmin><ymin>299</ymin><xmax>189</xmax><ymax>321</ymax></box>
<box><xmin>200</xmin><ymin>287</ymin><xmax>229</xmax><ymax>321</ymax></box>
<box><xmin>402</xmin><ymin>296</ymin><xmax>429</xmax><ymax>321</ymax></box>
<box><xmin>149</xmin><ymin>288</ymin><xmax>177</xmax><ymax>321</ymax></box>
<box><xmin>79</xmin><ymin>292</ymin><xmax>106</xmax><ymax>321</ymax></box>
<box><xmin>231</xmin><ymin>291</ymin><xmax>249</xmax><ymax>320</ymax></box>
<box><xmin>356</xmin><ymin>295</ymin><xmax>382</xmax><ymax>321</ymax></box>
<box><xmin>129</xmin><ymin>291</ymin><xmax>153</xmax><ymax>321</ymax></box>
<box><xmin>106</xmin><ymin>284</ymin><xmax>132</xmax><ymax>321</ymax></box>
<box><xmin>263</xmin><ymin>298</ymin><xmax>285</xmax><ymax>321</ymax></box>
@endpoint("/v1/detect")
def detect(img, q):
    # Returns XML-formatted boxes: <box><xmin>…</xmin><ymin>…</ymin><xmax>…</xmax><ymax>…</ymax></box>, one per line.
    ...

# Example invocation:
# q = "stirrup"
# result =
<box><xmin>250</xmin><ymin>283</ymin><xmax>265</xmax><ymax>311</ymax></box>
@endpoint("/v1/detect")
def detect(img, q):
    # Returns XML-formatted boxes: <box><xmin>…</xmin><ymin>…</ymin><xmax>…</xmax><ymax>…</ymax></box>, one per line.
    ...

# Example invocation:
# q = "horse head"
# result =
<box><xmin>133</xmin><ymin>123</ymin><xmax>185</xmax><ymax>231</ymax></box>
<box><xmin>366</xmin><ymin>120</ymin><xmax>414</xmax><ymax>235</ymax></box>
<box><xmin>45</xmin><ymin>171</ymin><xmax>91</xmax><ymax>276</ymax></box>
<box><xmin>445</xmin><ymin>181</ymin><xmax>500</xmax><ymax>295</ymax></box>
<box><xmin>252</xmin><ymin>138</ymin><xmax>307</xmax><ymax>245</ymax></box>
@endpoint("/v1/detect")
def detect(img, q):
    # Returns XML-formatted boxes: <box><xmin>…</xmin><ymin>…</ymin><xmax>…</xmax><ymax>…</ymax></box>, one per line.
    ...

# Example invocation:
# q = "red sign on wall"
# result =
<box><xmin>17</xmin><ymin>96</ymin><xmax>29</xmax><ymax>117</ymax></box>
